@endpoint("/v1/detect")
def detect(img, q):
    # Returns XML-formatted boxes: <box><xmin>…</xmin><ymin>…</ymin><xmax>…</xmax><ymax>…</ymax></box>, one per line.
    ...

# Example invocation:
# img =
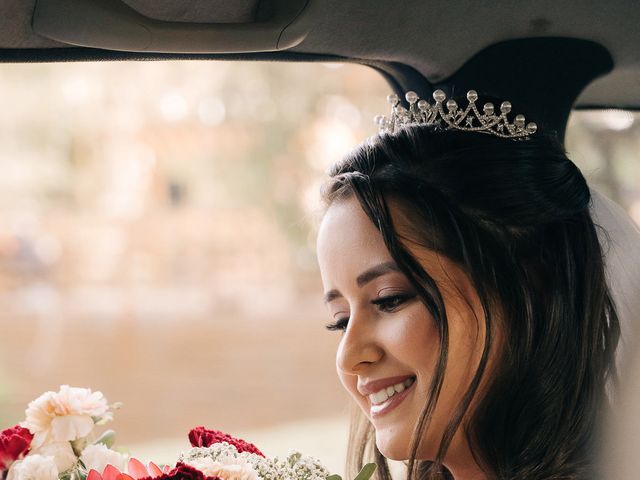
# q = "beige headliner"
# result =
<box><xmin>1</xmin><ymin>0</ymin><xmax>639</xmax><ymax>108</ymax></box>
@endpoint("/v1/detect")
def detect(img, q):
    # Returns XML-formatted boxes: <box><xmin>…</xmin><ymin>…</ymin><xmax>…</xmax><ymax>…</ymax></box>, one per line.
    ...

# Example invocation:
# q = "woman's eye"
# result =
<box><xmin>325</xmin><ymin>317</ymin><xmax>349</xmax><ymax>332</ymax></box>
<box><xmin>324</xmin><ymin>294</ymin><xmax>414</xmax><ymax>332</ymax></box>
<box><xmin>371</xmin><ymin>293</ymin><xmax>414</xmax><ymax>312</ymax></box>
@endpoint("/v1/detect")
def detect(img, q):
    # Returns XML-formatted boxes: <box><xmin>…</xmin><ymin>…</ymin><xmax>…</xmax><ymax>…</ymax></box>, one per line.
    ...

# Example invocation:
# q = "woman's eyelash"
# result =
<box><xmin>325</xmin><ymin>294</ymin><xmax>415</xmax><ymax>332</ymax></box>
<box><xmin>325</xmin><ymin>317</ymin><xmax>349</xmax><ymax>331</ymax></box>
<box><xmin>371</xmin><ymin>293</ymin><xmax>414</xmax><ymax>312</ymax></box>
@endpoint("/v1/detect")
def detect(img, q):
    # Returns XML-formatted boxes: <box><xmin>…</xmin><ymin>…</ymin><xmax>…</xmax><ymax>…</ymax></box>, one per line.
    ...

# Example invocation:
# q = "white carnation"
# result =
<box><xmin>80</xmin><ymin>444</ymin><xmax>128</xmax><ymax>473</ymax></box>
<box><xmin>184</xmin><ymin>457</ymin><xmax>258</xmax><ymax>480</ymax></box>
<box><xmin>7</xmin><ymin>455</ymin><xmax>58</xmax><ymax>480</ymax></box>
<box><xmin>31</xmin><ymin>441</ymin><xmax>77</xmax><ymax>473</ymax></box>
<box><xmin>23</xmin><ymin>386</ymin><xmax>109</xmax><ymax>448</ymax></box>
<box><xmin>180</xmin><ymin>445</ymin><xmax>283</xmax><ymax>480</ymax></box>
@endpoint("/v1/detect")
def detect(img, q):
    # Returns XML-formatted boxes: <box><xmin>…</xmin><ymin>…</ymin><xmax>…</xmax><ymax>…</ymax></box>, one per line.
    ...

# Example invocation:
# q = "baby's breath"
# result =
<box><xmin>178</xmin><ymin>444</ymin><xmax>330</xmax><ymax>480</ymax></box>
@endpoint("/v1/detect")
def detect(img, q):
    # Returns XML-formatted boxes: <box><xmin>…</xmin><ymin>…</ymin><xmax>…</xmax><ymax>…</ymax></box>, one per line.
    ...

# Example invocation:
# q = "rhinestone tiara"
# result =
<box><xmin>374</xmin><ymin>89</ymin><xmax>538</xmax><ymax>139</ymax></box>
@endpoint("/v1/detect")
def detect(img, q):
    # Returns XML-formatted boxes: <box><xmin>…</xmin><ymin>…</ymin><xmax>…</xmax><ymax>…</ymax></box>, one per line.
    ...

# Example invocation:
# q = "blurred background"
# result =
<box><xmin>0</xmin><ymin>60</ymin><xmax>639</xmax><ymax>476</ymax></box>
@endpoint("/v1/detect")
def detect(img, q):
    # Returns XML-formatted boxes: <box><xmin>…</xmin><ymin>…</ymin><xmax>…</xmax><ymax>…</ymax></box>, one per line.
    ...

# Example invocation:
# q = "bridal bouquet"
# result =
<box><xmin>0</xmin><ymin>386</ymin><xmax>375</xmax><ymax>480</ymax></box>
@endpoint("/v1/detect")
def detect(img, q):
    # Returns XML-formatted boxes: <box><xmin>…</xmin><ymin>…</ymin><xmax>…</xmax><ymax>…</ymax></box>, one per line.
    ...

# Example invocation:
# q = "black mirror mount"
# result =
<box><xmin>383</xmin><ymin>38</ymin><xmax>613</xmax><ymax>145</ymax></box>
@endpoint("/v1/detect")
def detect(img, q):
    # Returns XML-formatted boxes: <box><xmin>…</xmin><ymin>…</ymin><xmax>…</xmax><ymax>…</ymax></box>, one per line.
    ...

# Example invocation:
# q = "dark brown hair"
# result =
<box><xmin>321</xmin><ymin>125</ymin><xmax>619</xmax><ymax>479</ymax></box>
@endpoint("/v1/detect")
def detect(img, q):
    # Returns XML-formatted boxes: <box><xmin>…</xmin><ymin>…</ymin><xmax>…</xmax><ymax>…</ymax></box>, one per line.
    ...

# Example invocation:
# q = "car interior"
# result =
<box><xmin>1</xmin><ymin>1</ymin><xmax>640</xmax><ymax>477</ymax></box>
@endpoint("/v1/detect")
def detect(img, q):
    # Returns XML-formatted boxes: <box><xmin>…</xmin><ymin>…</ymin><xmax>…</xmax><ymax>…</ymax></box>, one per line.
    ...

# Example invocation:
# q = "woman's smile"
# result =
<box><xmin>366</xmin><ymin>376</ymin><xmax>416</xmax><ymax>417</ymax></box>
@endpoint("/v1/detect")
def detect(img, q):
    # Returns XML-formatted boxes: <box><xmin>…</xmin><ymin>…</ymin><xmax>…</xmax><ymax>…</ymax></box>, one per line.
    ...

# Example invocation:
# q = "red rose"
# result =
<box><xmin>0</xmin><ymin>425</ymin><xmax>33</xmax><ymax>472</ymax></box>
<box><xmin>188</xmin><ymin>427</ymin><xmax>265</xmax><ymax>457</ymax></box>
<box><xmin>139</xmin><ymin>463</ymin><xmax>221</xmax><ymax>480</ymax></box>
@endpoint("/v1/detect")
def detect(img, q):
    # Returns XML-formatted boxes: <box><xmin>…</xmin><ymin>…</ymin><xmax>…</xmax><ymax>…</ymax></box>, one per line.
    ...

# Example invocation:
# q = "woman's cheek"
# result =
<box><xmin>387</xmin><ymin>304</ymin><xmax>436</xmax><ymax>348</ymax></box>
<box><xmin>389</xmin><ymin>306</ymin><xmax>440</xmax><ymax>381</ymax></box>
<box><xmin>337</xmin><ymin>369</ymin><xmax>359</xmax><ymax>400</ymax></box>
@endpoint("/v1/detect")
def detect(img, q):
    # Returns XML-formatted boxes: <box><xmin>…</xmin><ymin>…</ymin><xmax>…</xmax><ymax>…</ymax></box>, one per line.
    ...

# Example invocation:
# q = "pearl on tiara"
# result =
<box><xmin>375</xmin><ymin>89</ymin><xmax>538</xmax><ymax>139</ymax></box>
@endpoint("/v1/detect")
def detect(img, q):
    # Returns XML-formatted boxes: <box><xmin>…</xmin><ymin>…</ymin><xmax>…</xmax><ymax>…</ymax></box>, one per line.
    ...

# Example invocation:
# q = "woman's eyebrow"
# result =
<box><xmin>323</xmin><ymin>261</ymin><xmax>400</xmax><ymax>304</ymax></box>
<box><xmin>323</xmin><ymin>290</ymin><xmax>342</xmax><ymax>304</ymax></box>
<box><xmin>356</xmin><ymin>261</ymin><xmax>399</xmax><ymax>287</ymax></box>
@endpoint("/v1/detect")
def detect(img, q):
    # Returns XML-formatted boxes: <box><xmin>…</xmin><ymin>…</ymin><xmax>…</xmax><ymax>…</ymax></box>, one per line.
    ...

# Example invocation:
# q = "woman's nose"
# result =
<box><xmin>335</xmin><ymin>309</ymin><xmax>383</xmax><ymax>375</ymax></box>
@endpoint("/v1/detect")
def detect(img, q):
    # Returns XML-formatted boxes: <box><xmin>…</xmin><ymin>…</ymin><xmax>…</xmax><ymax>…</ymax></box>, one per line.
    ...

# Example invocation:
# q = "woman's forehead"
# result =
<box><xmin>317</xmin><ymin>196</ymin><xmax>470</xmax><ymax>297</ymax></box>
<box><xmin>318</xmin><ymin>198</ymin><xmax>381</xmax><ymax>246</ymax></box>
<box><xmin>316</xmin><ymin>199</ymin><xmax>392</xmax><ymax>285</ymax></box>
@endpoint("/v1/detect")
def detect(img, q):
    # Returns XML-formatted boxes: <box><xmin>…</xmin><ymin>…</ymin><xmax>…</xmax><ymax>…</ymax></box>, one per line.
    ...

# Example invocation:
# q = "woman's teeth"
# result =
<box><xmin>368</xmin><ymin>377</ymin><xmax>415</xmax><ymax>405</ymax></box>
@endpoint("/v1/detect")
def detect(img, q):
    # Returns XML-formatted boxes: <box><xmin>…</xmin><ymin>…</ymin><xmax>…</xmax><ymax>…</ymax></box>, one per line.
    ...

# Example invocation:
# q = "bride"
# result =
<box><xmin>314</xmin><ymin>91</ymin><xmax>624</xmax><ymax>479</ymax></box>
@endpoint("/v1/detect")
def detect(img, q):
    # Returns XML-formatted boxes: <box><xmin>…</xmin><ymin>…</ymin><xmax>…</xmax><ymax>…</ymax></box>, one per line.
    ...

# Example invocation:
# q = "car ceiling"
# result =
<box><xmin>1</xmin><ymin>0</ymin><xmax>639</xmax><ymax>111</ymax></box>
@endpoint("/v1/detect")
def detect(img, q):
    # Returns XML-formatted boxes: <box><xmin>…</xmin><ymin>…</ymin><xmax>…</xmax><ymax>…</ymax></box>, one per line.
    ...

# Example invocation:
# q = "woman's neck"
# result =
<box><xmin>443</xmin><ymin>463</ymin><xmax>488</xmax><ymax>480</ymax></box>
<box><xmin>441</xmin><ymin>431</ymin><xmax>490</xmax><ymax>480</ymax></box>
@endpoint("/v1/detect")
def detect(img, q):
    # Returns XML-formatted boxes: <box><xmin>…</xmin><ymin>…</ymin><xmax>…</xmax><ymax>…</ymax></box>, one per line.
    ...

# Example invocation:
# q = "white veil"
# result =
<box><xmin>590</xmin><ymin>186</ymin><xmax>640</xmax><ymax>478</ymax></box>
<box><xmin>590</xmin><ymin>187</ymin><xmax>640</xmax><ymax>372</ymax></box>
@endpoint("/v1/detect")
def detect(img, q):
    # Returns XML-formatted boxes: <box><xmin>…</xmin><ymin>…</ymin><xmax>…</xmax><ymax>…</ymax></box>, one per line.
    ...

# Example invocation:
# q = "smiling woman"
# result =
<box><xmin>0</xmin><ymin>58</ymin><xmax>638</xmax><ymax>480</ymax></box>
<box><xmin>317</xmin><ymin>198</ymin><xmax>496</xmax><ymax>478</ymax></box>
<box><xmin>316</xmin><ymin>125</ymin><xmax>620</xmax><ymax>479</ymax></box>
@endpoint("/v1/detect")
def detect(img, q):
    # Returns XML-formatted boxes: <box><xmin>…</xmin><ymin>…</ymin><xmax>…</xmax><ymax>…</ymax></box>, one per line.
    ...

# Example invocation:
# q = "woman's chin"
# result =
<box><xmin>375</xmin><ymin>429</ymin><xmax>438</xmax><ymax>462</ymax></box>
<box><xmin>375</xmin><ymin>432</ymin><xmax>411</xmax><ymax>461</ymax></box>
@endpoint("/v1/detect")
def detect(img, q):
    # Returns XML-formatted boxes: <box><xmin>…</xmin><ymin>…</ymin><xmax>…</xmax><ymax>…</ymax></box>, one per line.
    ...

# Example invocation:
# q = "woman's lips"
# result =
<box><xmin>357</xmin><ymin>374</ymin><xmax>415</xmax><ymax>396</ymax></box>
<box><xmin>369</xmin><ymin>378</ymin><xmax>416</xmax><ymax>417</ymax></box>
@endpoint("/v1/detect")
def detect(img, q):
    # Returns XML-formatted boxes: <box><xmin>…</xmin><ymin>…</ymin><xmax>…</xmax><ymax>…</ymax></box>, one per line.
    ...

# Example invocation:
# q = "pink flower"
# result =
<box><xmin>87</xmin><ymin>458</ymin><xmax>167</xmax><ymax>480</ymax></box>
<box><xmin>86</xmin><ymin>460</ymin><xmax>221</xmax><ymax>480</ymax></box>
<box><xmin>23</xmin><ymin>386</ymin><xmax>110</xmax><ymax>448</ymax></box>
<box><xmin>0</xmin><ymin>425</ymin><xmax>34</xmax><ymax>473</ymax></box>
<box><xmin>188</xmin><ymin>428</ymin><xmax>264</xmax><ymax>458</ymax></box>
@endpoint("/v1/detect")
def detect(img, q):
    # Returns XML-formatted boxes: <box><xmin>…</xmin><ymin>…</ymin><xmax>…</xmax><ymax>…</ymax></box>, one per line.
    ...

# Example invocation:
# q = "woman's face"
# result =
<box><xmin>316</xmin><ymin>196</ymin><xmax>496</xmax><ymax>462</ymax></box>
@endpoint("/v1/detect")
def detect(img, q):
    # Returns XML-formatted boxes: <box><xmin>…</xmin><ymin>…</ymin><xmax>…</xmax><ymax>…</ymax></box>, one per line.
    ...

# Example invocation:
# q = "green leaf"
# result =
<box><xmin>94</xmin><ymin>430</ymin><xmax>116</xmax><ymax>448</ymax></box>
<box><xmin>70</xmin><ymin>439</ymin><xmax>87</xmax><ymax>457</ymax></box>
<box><xmin>73</xmin><ymin>469</ymin><xmax>88</xmax><ymax>480</ymax></box>
<box><xmin>60</xmin><ymin>463</ymin><xmax>85</xmax><ymax>480</ymax></box>
<box><xmin>327</xmin><ymin>475</ymin><xmax>342</xmax><ymax>480</ymax></box>
<box><xmin>354</xmin><ymin>463</ymin><xmax>377</xmax><ymax>480</ymax></box>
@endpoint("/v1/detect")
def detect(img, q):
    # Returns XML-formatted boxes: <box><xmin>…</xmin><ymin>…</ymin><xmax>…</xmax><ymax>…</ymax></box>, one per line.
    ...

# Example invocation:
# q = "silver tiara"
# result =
<box><xmin>374</xmin><ymin>90</ymin><xmax>538</xmax><ymax>139</ymax></box>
